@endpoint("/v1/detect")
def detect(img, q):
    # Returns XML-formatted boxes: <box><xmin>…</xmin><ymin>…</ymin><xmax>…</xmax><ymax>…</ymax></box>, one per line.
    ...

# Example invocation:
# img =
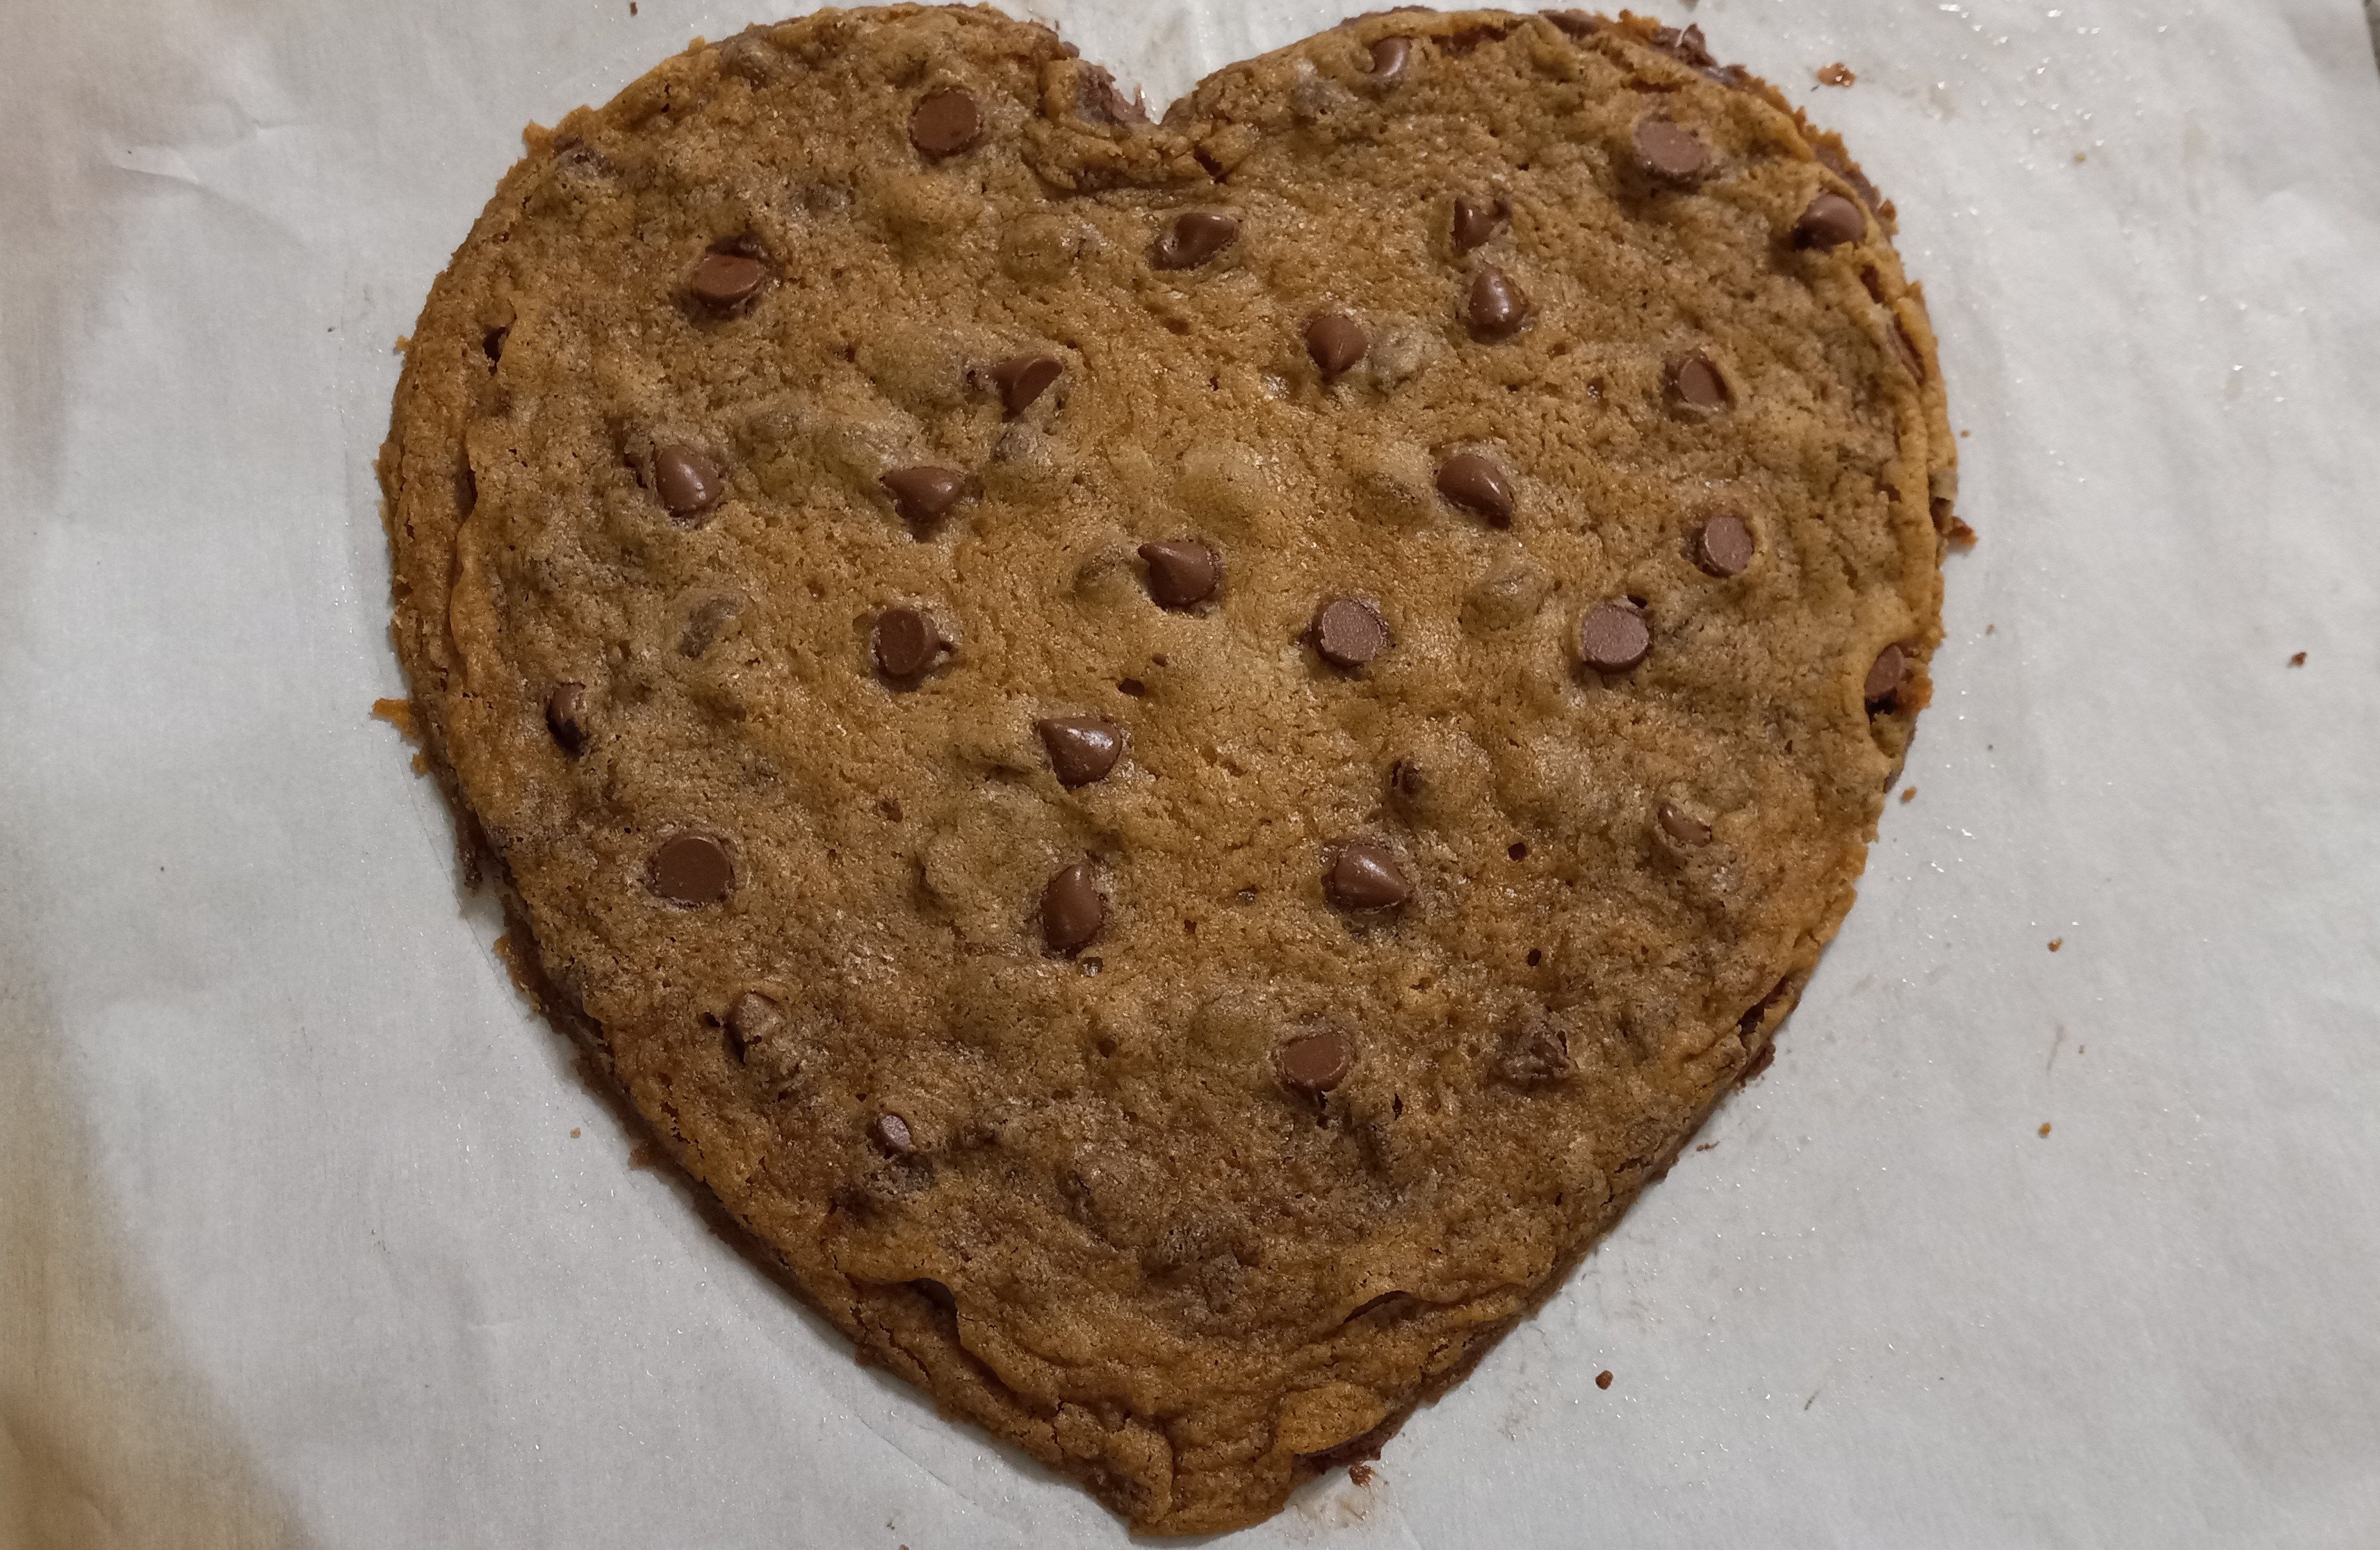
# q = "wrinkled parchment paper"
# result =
<box><xmin>7</xmin><ymin>1</ymin><xmax>2380</xmax><ymax>1544</ymax></box>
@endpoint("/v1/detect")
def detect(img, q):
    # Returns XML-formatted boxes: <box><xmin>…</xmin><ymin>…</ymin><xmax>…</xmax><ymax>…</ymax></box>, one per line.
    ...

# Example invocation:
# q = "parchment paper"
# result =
<box><xmin>6</xmin><ymin>1</ymin><xmax>2380</xmax><ymax>1545</ymax></box>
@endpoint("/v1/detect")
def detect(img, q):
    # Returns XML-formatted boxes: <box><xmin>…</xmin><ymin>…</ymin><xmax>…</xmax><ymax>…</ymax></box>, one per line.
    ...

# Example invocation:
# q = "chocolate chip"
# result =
<box><xmin>1305</xmin><ymin>313</ymin><xmax>1368</xmax><ymax>378</ymax></box>
<box><xmin>1547</xmin><ymin>11</ymin><xmax>1599</xmax><ymax>40</ymax></box>
<box><xmin>1578</xmin><ymin>601</ymin><xmax>1652</xmax><ymax>674</ymax></box>
<box><xmin>1436</xmin><ymin>452</ymin><xmax>1515</xmax><ymax>526</ymax></box>
<box><xmin>1278</xmin><ymin>1028</ymin><xmax>1355</xmax><ymax>1095</ymax></box>
<box><xmin>688</xmin><ymin>250</ymin><xmax>768</xmax><ymax>309</ymax></box>
<box><xmin>545</xmin><ymin>683</ymin><xmax>588</xmax><ymax>756</ymax></box>
<box><xmin>1667</xmin><ymin>352</ymin><xmax>1729</xmax><ymax>416</ymax></box>
<box><xmin>991</xmin><ymin>353</ymin><xmax>1062</xmax><ymax>415</ymax></box>
<box><xmin>1465</xmin><ymin>268</ymin><xmax>1529</xmax><ymax>341</ymax></box>
<box><xmin>1076</xmin><ymin>66</ymin><xmax>1147</xmax><ymax>124</ymax></box>
<box><xmin>869</xmin><ymin>1112</ymin><xmax>915</xmax><ymax>1155</ymax></box>
<box><xmin>1495</xmin><ymin>1021</ymin><xmax>1572</xmax><ymax>1086</ymax></box>
<box><xmin>1037</xmin><ymin>717</ymin><xmax>1123</xmax><ymax>788</ymax></box>
<box><xmin>1041</xmin><ymin>863</ymin><xmax>1105</xmax><ymax>954</ymax></box>
<box><xmin>1692</xmin><ymin>516</ymin><xmax>1755</xmax><ymax>577</ymax></box>
<box><xmin>909</xmin><ymin>86</ymin><xmax>983</xmax><ymax>157</ymax></box>
<box><xmin>1312</xmin><ymin>598</ymin><xmax>1390</xmax><ymax>670</ymax></box>
<box><xmin>1326</xmin><ymin>841</ymin><xmax>1412</xmax><ymax>912</ymax></box>
<box><xmin>1864</xmin><ymin>643</ymin><xmax>1908</xmax><ymax>709</ymax></box>
<box><xmin>724</xmin><ymin>991</ymin><xmax>783</xmax><ymax>1060</ymax></box>
<box><xmin>1633</xmin><ymin>118</ymin><xmax>1709</xmax><ymax>183</ymax></box>
<box><xmin>1649</xmin><ymin>24</ymin><xmax>1715</xmax><ymax>69</ymax></box>
<box><xmin>881</xmin><ymin>465</ymin><xmax>967</xmax><ymax>530</ymax></box>
<box><xmin>1657</xmin><ymin>802</ymin><xmax>1712</xmax><ymax>847</ymax></box>
<box><xmin>871</xmin><ymin>607</ymin><xmax>943</xmax><ymax>683</ymax></box>
<box><xmin>654</xmin><ymin>444</ymin><xmax>724</xmax><ymax>516</ymax></box>
<box><xmin>1795</xmin><ymin>192</ymin><xmax>1868</xmax><ymax>250</ymax></box>
<box><xmin>1451</xmin><ymin>194</ymin><xmax>1508</xmax><ymax>254</ymax></box>
<box><xmin>649</xmin><ymin>833</ymin><xmax>733</xmax><ymax>906</ymax></box>
<box><xmin>680</xmin><ymin>596</ymin><xmax>742</xmax><ymax>659</ymax></box>
<box><xmin>1152</xmin><ymin>211</ymin><xmax>1239</xmax><ymax>270</ymax></box>
<box><xmin>1139</xmin><ymin>540</ymin><xmax>1221</xmax><ymax>609</ymax></box>
<box><xmin>1389</xmin><ymin>758</ymin><xmax>1425</xmax><ymax>801</ymax></box>
<box><xmin>1367</xmin><ymin>36</ymin><xmax>1411</xmax><ymax>82</ymax></box>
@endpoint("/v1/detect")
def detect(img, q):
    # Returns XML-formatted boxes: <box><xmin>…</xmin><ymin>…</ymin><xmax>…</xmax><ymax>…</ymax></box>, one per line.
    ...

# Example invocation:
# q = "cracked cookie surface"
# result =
<box><xmin>381</xmin><ymin>5</ymin><xmax>1954</xmax><ymax>1532</ymax></box>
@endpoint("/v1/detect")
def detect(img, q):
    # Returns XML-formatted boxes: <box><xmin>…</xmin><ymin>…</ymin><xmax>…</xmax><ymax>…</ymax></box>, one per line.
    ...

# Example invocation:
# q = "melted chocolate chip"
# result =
<box><xmin>1795</xmin><ymin>192</ymin><xmax>1868</xmax><ymax>250</ymax></box>
<box><xmin>1076</xmin><ymin>67</ymin><xmax>1147</xmax><ymax>125</ymax></box>
<box><xmin>654</xmin><ymin>444</ymin><xmax>724</xmax><ymax>516</ymax></box>
<box><xmin>1139</xmin><ymin>540</ymin><xmax>1221</xmax><ymax>609</ymax></box>
<box><xmin>1312</xmin><ymin>598</ymin><xmax>1391</xmax><ymax>670</ymax></box>
<box><xmin>1666</xmin><ymin>352</ymin><xmax>1730</xmax><ymax>416</ymax></box>
<box><xmin>1152</xmin><ymin>211</ymin><xmax>1240</xmax><ymax>270</ymax></box>
<box><xmin>1864</xmin><ymin>643</ymin><xmax>1908</xmax><ymax>709</ymax></box>
<box><xmin>1578</xmin><ymin>601</ymin><xmax>1652</xmax><ymax>674</ymax></box>
<box><xmin>1451</xmin><ymin>194</ymin><xmax>1510</xmax><ymax>254</ymax></box>
<box><xmin>1367</xmin><ymin>36</ymin><xmax>1411</xmax><ymax>82</ymax></box>
<box><xmin>688</xmin><ymin>250</ymin><xmax>768</xmax><ymax>309</ymax></box>
<box><xmin>1389</xmin><ymin>758</ymin><xmax>1426</xmax><ymax>801</ymax></box>
<box><xmin>649</xmin><ymin>833</ymin><xmax>733</xmax><ymax>907</ymax></box>
<box><xmin>1547</xmin><ymin>12</ymin><xmax>1599</xmax><ymax>40</ymax></box>
<box><xmin>991</xmin><ymin>353</ymin><xmax>1063</xmax><ymax>415</ymax></box>
<box><xmin>1693</xmin><ymin>516</ymin><xmax>1756</xmax><ymax>578</ymax></box>
<box><xmin>872</xmin><ymin>607</ymin><xmax>943</xmax><ymax>683</ymax></box>
<box><xmin>869</xmin><ymin>1112</ymin><xmax>916</xmax><ymax>1155</ymax></box>
<box><xmin>1496</xmin><ymin>1020</ymin><xmax>1572</xmax><ymax>1086</ymax></box>
<box><xmin>1657</xmin><ymin>802</ymin><xmax>1713</xmax><ymax>847</ymax></box>
<box><xmin>678</xmin><ymin>596</ymin><xmax>742</xmax><ymax>659</ymax></box>
<box><xmin>1305</xmin><ymin>313</ymin><xmax>1369</xmax><ymax>378</ymax></box>
<box><xmin>1465</xmin><ymin>268</ymin><xmax>1530</xmax><ymax>341</ymax></box>
<box><xmin>1326</xmin><ymin>841</ymin><xmax>1412</xmax><ymax>912</ymax></box>
<box><xmin>1649</xmin><ymin>23</ymin><xmax>1715</xmax><ymax>69</ymax></box>
<box><xmin>1278</xmin><ymin>1028</ymin><xmax>1355</xmax><ymax>1094</ymax></box>
<box><xmin>1436</xmin><ymin>452</ymin><xmax>1516</xmax><ymax>526</ymax></box>
<box><xmin>881</xmin><ymin>465</ymin><xmax>967</xmax><ymax>530</ymax></box>
<box><xmin>724</xmin><ymin>991</ymin><xmax>783</xmax><ymax>1061</ymax></box>
<box><xmin>1037</xmin><ymin>717</ymin><xmax>1124</xmax><ymax>788</ymax></box>
<box><xmin>909</xmin><ymin>86</ymin><xmax>983</xmax><ymax>158</ymax></box>
<box><xmin>1041</xmin><ymin>863</ymin><xmax>1105</xmax><ymax>954</ymax></box>
<box><xmin>545</xmin><ymin>683</ymin><xmax>588</xmax><ymax>756</ymax></box>
<box><xmin>1633</xmin><ymin>118</ymin><xmax>1709</xmax><ymax>183</ymax></box>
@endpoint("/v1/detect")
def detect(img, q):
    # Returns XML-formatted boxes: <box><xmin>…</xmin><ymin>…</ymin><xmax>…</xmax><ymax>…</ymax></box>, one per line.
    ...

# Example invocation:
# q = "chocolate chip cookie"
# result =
<box><xmin>380</xmin><ymin>6</ymin><xmax>1955</xmax><ymax>1532</ymax></box>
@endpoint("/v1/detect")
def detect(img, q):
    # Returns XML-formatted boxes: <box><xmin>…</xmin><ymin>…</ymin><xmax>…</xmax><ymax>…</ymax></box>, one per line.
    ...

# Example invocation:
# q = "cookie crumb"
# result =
<box><xmin>1899</xmin><ymin>787</ymin><xmax>1916</xmax><ymax>803</ymax></box>
<box><xmin>2048</xmin><ymin>938</ymin><xmax>2063</xmax><ymax>952</ymax></box>
<box><xmin>2073</xmin><ymin>152</ymin><xmax>2087</xmax><ymax>163</ymax></box>
<box><xmin>1695</xmin><ymin>1141</ymin><xmax>1717</xmax><ymax>1152</ymax></box>
<box><xmin>2038</xmin><ymin>1123</ymin><xmax>2052</xmax><ymax>1138</ymax></box>
<box><xmin>491</xmin><ymin>928</ymin><xmax>547</xmax><ymax>1013</ymax></box>
<box><xmin>1595</xmin><ymin>1370</ymin><xmax>1614</xmax><ymax>1389</ymax></box>
<box><xmin>370</xmin><ymin>697</ymin><xmax>421</xmax><ymax>744</ymax></box>
<box><xmin>1815</xmin><ymin>62</ymin><xmax>1856</xmax><ymax>87</ymax></box>
<box><xmin>628</xmin><ymin>1141</ymin><xmax>662</xmax><ymax>1169</ymax></box>
<box><xmin>570</xmin><ymin>1127</ymin><xmax>582</xmax><ymax>1139</ymax></box>
<box><xmin>2289</xmin><ymin>651</ymin><xmax>2307</xmax><ymax>667</ymax></box>
<box><xmin>1947</xmin><ymin>517</ymin><xmax>1978</xmax><ymax>550</ymax></box>
<box><xmin>1348</xmin><ymin>1462</ymin><xmax>1376</xmax><ymax>1487</ymax></box>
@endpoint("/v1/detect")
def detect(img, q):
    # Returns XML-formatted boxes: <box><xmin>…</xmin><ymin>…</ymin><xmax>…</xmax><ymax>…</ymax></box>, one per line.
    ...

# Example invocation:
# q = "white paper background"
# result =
<box><xmin>7</xmin><ymin>1</ymin><xmax>2380</xmax><ymax>1545</ymax></box>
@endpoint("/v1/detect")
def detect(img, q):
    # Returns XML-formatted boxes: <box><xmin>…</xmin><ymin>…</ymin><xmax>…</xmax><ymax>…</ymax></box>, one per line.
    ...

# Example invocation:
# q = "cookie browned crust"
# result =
<box><xmin>380</xmin><ymin>6</ymin><xmax>1954</xmax><ymax>1532</ymax></box>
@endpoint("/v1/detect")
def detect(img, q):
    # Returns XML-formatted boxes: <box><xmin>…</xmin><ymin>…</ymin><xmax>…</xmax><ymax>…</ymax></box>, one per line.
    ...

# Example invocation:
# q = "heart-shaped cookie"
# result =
<box><xmin>381</xmin><ymin>5</ymin><xmax>1954</xmax><ymax>1531</ymax></box>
